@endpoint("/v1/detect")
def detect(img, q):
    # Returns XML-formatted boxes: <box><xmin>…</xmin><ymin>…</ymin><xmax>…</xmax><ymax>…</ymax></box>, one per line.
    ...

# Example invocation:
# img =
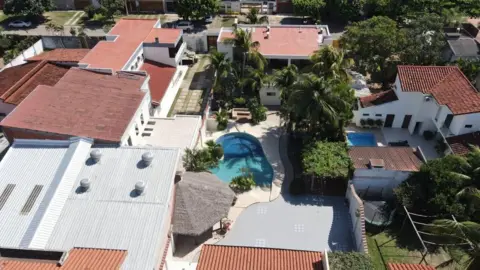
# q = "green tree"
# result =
<box><xmin>341</xmin><ymin>16</ymin><xmax>405</xmax><ymax>87</ymax></box>
<box><xmin>4</xmin><ymin>0</ymin><xmax>54</xmax><ymax>18</ymax></box>
<box><xmin>451</xmin><ymin>59</ymin><xmax>480</xmax><ymax>85</ymax></box>
<box><xmin>322</xmin><ymin>0</ymin><xmax>366</xmax><ymax>22</ymax></box>
<box><xmin>302</xmin><ymin>141</ymin><xmax>352</xmax><ymax>179</ymax></box>
<box><xmin>100</xmin><ymin>0</ymin><xmax>124</xmax><ymax>20</ymax></box>
<box><xmin>176</xmin><ymin>0</ymin><xmax>219</xmax><ymax>21</ymax></box>
<box><xmin>245</xmin><ymin>7</ymin><xmax>268</xmax><ymax>24</ymax></box>
<box><xmin>309</xmin><ymin>46</ymin><xmax>353</xmax><ymax>83</ymax></box>
<box><xmin>400</xmin><ymin>13</ymin><xmax>446</xmax><ymax>65</ymax></box>
<box><xmin>292</xmin><ymin>0</ymin><xmax>326</xmax><ymax>22</ymax></box>
<box><xmin>224</xmin><ymin>28</ymin><xmax>267</xmax><ymax>72</ymax></box>
<box><xmin>272</xmin><ymin>65</ymin><xmax>299</xmax><ymax>131</ymax></box>
<box><xmin>208</xmin><ymin>49</ymin><xmax>231</xmax><ymax>88</ymax></box>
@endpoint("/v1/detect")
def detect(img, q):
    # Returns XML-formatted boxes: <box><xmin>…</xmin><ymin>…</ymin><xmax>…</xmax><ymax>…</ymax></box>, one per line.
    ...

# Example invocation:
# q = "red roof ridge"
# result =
<box><xmin>397</xmin><ymin>65</ymin><xmax>458</xmax><ymax>69</ymax></box>
<box><xmin>0</xmin><ymin>60</ymin><xmax>49</xmax><ymax>101</ymax></box>
<box><xmin>71</xmin><ymin>247</ymin><xmax>127</xmax><ymax>252</ymax></box>
<box><xmin>118</xmin><ymin>18</ymin><xmax>158</xmax><ymax>21</ymax></box>
<box><xmin>202</xmin><ymin>244</ymin><xmax>321</xmax><ymax>253</ymax></box>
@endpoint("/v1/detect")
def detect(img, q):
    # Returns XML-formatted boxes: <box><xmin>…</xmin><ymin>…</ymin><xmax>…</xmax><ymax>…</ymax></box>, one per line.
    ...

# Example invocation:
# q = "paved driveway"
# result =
<box><xmin>219</xmin><ymin>194</ymin><xmax>354</xmax><ymax>252</ymax></box>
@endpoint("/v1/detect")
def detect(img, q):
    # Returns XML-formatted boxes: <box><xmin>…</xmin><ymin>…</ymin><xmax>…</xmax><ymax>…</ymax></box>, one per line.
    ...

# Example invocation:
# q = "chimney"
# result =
<box><xmin>369</xmin><ymin>159</ymin><xmax>385</xmax><ymax>169</ymax></box>
<box><xmin>135</xmin><ymin>181</ymin><xmax>146</xmax><ymax>195</ymax></box>
<box><xmin>80</xmin><ymin>178</ymin><xmax>90</xmax><ymax>192</ymax></box>
<box><xmin>154</xmin><ymin>37</ymin><xmax>159</xmax><ymax>43</ymax></box>
<box><xmin>90</xmin><ymin>149</ymin><xmax>102</xmax><ymax>163</ymax></box>
<box><xmin>142</xmin><ymin>152</ymin><xmax>154</xmax><ymax>167</ymax></box>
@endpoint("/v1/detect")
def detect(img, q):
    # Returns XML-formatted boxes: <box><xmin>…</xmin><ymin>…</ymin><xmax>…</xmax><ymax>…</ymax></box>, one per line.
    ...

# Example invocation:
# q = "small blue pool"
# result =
<box><xmin>347</xmin><ymin>133</ymin><xmax>377</xmax><ymax>147</ymax></box>
<box><xmin>210</xmin><ymin>133</ymin><xmax>274</xmax><ymax>186</ymax></box>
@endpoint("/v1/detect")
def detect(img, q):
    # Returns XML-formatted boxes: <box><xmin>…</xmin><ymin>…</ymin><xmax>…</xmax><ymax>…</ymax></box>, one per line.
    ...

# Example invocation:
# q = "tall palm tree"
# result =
<box><xmin>288</xmin><ymin>74</ymin><xmax>352</xmax><ymax>136</ymax></box>
<box><xmin>241</xmin><ymin>66</ymin><xmax>267</xmax><ymax>96</ymax></box>
<box><xmin>224</xmin><ymin>28</ymin><xmax>267</xmax><ymax>73</ymax></box>
<box><xmin>455</xmin><ymin>146</ymin><xmax>480</xmax><ymax>207</ymax></box>
<box><xmin>272</xmin><ymin>64</ymin><xmax>298</xmax><ymax>102</ymax></box>
<box><xmin>208</xmin><ymin>49</ymin><xmax>232</xmax><ymax>88</ymax></box>
<box><xmin>245</xmin><ymin>7</ymin><xmax>269</xmax><ymax>24</ymax></box>
<box><xmin>309</xmin><ymin>46</ymin><xmax>353</xmax><ymax>83</ymax></box>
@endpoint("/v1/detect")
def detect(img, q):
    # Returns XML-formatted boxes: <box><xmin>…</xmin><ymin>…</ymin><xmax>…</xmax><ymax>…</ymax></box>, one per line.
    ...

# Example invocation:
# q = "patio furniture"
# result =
<box><xmin>388</xmin><ymin>140</ymin><xmax>409</xmax><ymax>147</ymax></box>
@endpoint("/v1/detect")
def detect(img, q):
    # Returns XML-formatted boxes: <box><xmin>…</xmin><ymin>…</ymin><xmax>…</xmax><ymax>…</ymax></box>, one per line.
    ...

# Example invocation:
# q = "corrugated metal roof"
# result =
<box><xmin>46</xmin><ymin>146</ymin><xmax>180</xmax><ymax>270</ymax></box>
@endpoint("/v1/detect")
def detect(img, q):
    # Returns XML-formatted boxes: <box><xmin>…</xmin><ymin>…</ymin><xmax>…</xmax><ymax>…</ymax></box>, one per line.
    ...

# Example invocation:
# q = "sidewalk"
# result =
<box><xmin>2</xmin><ymin>25</ymin><xmax>107</xmax><ymax>37</ymax></box>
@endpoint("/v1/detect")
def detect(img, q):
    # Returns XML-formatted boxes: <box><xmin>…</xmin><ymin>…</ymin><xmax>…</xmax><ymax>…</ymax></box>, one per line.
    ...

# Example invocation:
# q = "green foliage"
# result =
<box><xmin>4</xmin><ymin>0</ymin><xmax>54</xmax><ymax>18</ymax></box>
<box><xmin>99</xmin><ymin>0</ymin><xmax>123</xmax><ymax>20</ymax></box>
<box><xmin>328</xmin><ymin>252</ymin><xmax>374</xmax><ymax>270</ymax></box>
<box><xmin>245</xmin><ymin>8</ymin><xmax>268</xmax><ymax>24</ymax></box>
<box><xmin>233</xmin><ymin>97</ymin><xmax>246</xmax><ymax>106</ymax></box>
<box><xmin>302</xmin><ymin>141</ymin><xmax>352</xmax><ymax>179</ymax></box>
<box><xmin>2</xmin><ymin>36</ymin><xmax>39</xmax><ymax>63</ymax></box>
<box><xmin>230</xmin><ymin>172</ymin><xmax>256</xmax><ymax>191</ymax></box>
<box><xmin>451</xmin><ymin>59</ymin><xmax>480</xmax><ymax>86</ymax></box>
<box><xmin>292</xmin><ymin>0</ymin><xmax>326</xmax><ymax>22</ymax></box>
<box><xmin>205</xmin><ymin>140</ymin><xmax>224</xmax><ymax>161</ymax></box>
<box><xmin>247</xmin><ymin>98</ymin><xmax>267</xmax><ymax>125</ymax></box>
<box><xmin>224</xmin><ymin>28</ymin><xmax>267</xmax><ymax>71</ymax></box>
<box><xmin>183</xmin><ymin>144</ymin><xmax>223</xmax><ymax>172</ymax></box>
<box><xmin>215</xmin><ymin>109</ymin><xmax>228</xmax><ymax>130</ymax></box>
<box><xmin>176</xmin><ymin>0</ymin><xmax>219</xmax><ymax>21</ymax></box>
<box><xmin>309</xmin><ymin>46</ymin><xmax>353</xmax><ymax>83</ymax></box>
<box><xmin>84</xmin><ymin>5</ymin><xmax>96</xmax><ymax>19</ymax></box>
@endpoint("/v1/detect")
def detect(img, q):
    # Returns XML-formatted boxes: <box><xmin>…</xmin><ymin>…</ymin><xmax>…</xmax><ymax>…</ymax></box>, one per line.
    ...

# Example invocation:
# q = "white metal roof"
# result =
<box><xmin>0</xmin><ymin>138</ymin><xmax>181</xmax><ymax>270</ymax></box>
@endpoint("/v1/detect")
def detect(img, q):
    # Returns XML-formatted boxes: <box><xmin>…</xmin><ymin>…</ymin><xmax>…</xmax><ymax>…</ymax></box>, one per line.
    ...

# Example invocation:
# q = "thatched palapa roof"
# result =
<box><xmin>173</xmin><ymin>172</ymin><xmax>235</xmax><ymax>236</ymax></box>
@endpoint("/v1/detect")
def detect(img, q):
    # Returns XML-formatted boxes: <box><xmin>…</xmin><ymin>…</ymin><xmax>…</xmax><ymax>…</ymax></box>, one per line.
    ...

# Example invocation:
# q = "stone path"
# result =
<box><xmin>170</xmin><ymin>56</ymin><xmax>213</xmax><ymax>115</ymax></box>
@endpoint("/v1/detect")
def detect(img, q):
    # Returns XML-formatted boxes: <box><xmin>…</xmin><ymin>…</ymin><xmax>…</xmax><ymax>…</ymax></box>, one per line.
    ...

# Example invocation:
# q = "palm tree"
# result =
<box><xmin>455</xmin><ymin>146</ymin><xmax>480</xmax><ymax>207</ymax></box>
<box><xmin>208</xmin><ymin>49</ymin><xmax>232</xmax><ymax>88</ymax></box>
<box><xmin>224</xmin><ymin>28</ymin><xmax>267</xmax><ymax>73</ymax></box>
<box><xmin>309</xmin><ymin>46</ymin><xmax>353</xmax><ymax>83</ymax></box>
<box><xmin>245</xmin><ymin>8</ymin><xmax>268</xmax><ymax>24</ymax></box>
<box><xmin>241</xmin><ymin>66</ymin><xmax>267</xmax><ymax>96</ymax></box>
<box><xmin>288</xmin><ymin>74</ymin><xmax>353</xmax><ymax>137</ymax></box>
<box><xmin>272</xmin><ymin>64</ymin><xmax>298</xmax><ymax>102</ymax></box>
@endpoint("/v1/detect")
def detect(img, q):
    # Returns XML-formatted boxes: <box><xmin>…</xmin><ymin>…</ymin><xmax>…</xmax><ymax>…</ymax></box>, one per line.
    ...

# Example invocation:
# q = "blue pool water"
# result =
<box><xmin>210</xmin><ymin>133</ymin><xmax>274</xmax><ymax>186</ymax></box>
<box><xmin>347</xmin><ymin>133</ymin><xmax>377</xmax><ymax>147</ymax></box>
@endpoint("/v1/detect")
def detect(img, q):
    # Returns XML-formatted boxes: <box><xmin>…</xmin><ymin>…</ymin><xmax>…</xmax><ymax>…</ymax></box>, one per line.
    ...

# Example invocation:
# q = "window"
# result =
<box><xmin>362</xmin><ymin>113</ymin><xmax>369</xmax><ymax>116</ymax></box>
<box><xmin>375</xmin><ymin>114</ymin><xmax>382</xmax><ymax>117</ymax></box>
<box><xmin>465</xmin><ymin>125</ymin><xmax>473</xmax><ymax>128</ymax></box>
<box><xmin>266</xmin><ymin>92</ymin><xmax>276</xmax><ymax>96</ymax></box>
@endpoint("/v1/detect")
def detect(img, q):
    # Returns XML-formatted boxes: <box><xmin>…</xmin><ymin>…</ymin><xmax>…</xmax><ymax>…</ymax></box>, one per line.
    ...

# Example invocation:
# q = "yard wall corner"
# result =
<box><xmin>345</xmin><ymin>182</ymin><xmax>369</xmax><ymax>254</ymax></box>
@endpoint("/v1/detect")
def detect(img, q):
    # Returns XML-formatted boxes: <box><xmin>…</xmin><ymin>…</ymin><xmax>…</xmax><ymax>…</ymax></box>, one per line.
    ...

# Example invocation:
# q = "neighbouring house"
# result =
<box><xmin>196</xmin><ymin>245</ymin><xmax>324</xmax><ymax>270</ymax></box>
<box><xmin>173</xmin><ymin>172</ymin><xmax>235</xmax><ymax>247</ymax></box>
<box><xmin>0</xmin><ymin>49</ymin><xmax>90</xmax><ymax>115</ymax></box>
<box><xmin>0</xmin><ymin>138</ymin><xmax>180</xmax><ymax>269</ymax></box>
<box><xmin>388</xmin><ymin>263</ymin><xmax>436</xmax><ymax>270</ymax></box>
<box><xmin>0</xmin><ymin>247</ymin><xmax>127</xmax><ymax>269</ymax></box>
<box><xmin>443</xmin><ymin>25</ymin><xmax>480</xmax><ymax>62</ymax></box>
<box><xmin>217</xmin><ymin>24</ymin><xmax>331</xmax><ymax>106</ymax></box>
<box><xmin>220</xmin><ymin>0</ymin><xmax>278</xmax><ymax>14</ymax></box>
<box><xmin>79</xmin><ymin>18</ymin><xmax>187</xmax><ymax>117</ymax></box>
<box><xmin>445</xmin><ymin>131</ymin><xmax>480</xmax><ymax>155</ymax></box>
<box><xmin>348</xmin><ymin>147</ymin><xmax>425</xmax><ymax>198</ymax></box>
<box><xmin>353</xmin><ymin>66</ymin><xmax>480</xmax><ymax>155</ymax></box>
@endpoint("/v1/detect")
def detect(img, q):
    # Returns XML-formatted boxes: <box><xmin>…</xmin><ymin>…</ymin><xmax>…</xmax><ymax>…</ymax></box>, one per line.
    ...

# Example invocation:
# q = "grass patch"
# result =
<box><xmin>221</xmin><ymin>17</ymin><xmax>235</xmax><ymax>27</ymax></box>
<box><xmin>0</xmin><ymin>11</ymin><xmax>9</xmax><ymax>24</ymax></box>
<box><xmin>44</xmin><ymin>11</ymin><xmax>78</xmax><ymax>25</ymax></box>
<box><xmin>367</xmin><ymin>232</ymin><xmax>419</xmax><ymax>270</ymax></box>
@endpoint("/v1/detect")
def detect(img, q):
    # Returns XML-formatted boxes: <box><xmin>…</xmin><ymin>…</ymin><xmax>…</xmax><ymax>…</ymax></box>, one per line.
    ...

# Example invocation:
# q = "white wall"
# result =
<box><xmin>1</xmin><ymin>40</ymin><xmax>44</xmax><ymax>70</ymax></box>
<box><xmin>217</xmin><ymin>42</ymin><xmax>233</xmax><ymax>60</ymax></box>
<box><xmin>144</xmin><ymin>47</ymin><xmax>177</xmax><ymax>67</ymax></box>
<box><xmin>121</xmin><ymin>92</ymin><xmax>152</xmax><ymax>146</ymax></box>
<box><xmin>183</xmin><ymin>33</ymin><xmax>208</xmax><ymax>53</ymax></box>
<box><xmin>352</xmin><ymin>170</ymin><xmax>410</xmax><ymax>199</ymax></box>
<box><xmin>157</xmin><ymin>65</ymin><xmax>188</xmax><ymax>117</ymax></box>
<box><xmin>260</xmin><ymin>86</ymin><xmax>281</xmax><ymax>106</ymax></box>
<box><xmin>123</xmin><ymin>45</ymin><xmax>145</xmax><ymax>71</ymax></box>
<box><xmin>449</xmin><ymin>112</ymin><xmax>480</xmax><ymax>136</ymax></box>
<box><xmin>345</xmin><ymin>183</ymin><xmax>368</xmax><ymax>253</ymax></box>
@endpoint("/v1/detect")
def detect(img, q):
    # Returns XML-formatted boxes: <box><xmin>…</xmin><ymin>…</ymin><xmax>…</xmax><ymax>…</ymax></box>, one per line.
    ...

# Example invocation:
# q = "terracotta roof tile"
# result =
<box><xmin>349</xmin><ymin>147</ymin><xmax>423</xmax><ymax>171</ymax></box>
<box><xmin>0</xmin><ymin>248</ymin><xmax>127</xmax><ymax>269</ymax></box>
<box><xmin>81</xmin><ymin>19</ymin><xmax>158</xmax><ymax>70</ymax></box>
<box><xmin>27</xmin><ymin>49</ymin><xmax>90</xmax><ymax>62</ymax></box>
<box><xmin>446</xmin><ymin>131</ymin><xmax>480</xmax><ymax>155</ymax></box>
<box><xmin>197</xmin><ymin>245</ymin><xmax>323</xmax><ymax>270</ymax></box>
<box><xmin>388</xmin><ymin>263</ymin><xmax>436</xmax><ymax>270</ymax></box>
<box><xmin>0</xmin><ymin>68</ymin><xmax>146</xmax><ymax>143</ymax></box>
<box><xmin>141</xmin><ymin>60</ymin><xmax>176</xmax><ymax>104</ymax></box>
<box><xmin>144</xmin><ymin>28</ymin><xmax>182</xmax><ymax>44</ymax></box>
<box><xmin>397</xmin><ymin>66</ymin><xmax>480</xmax><ymax>115</ymax></box>
<box><xmin>0</xmin><ymin>61</ymin><xmax>42</xmax><ymax>96</ymax></box>
<box><xmin>360</xmin><ymin>90</ymin><xmax>398</xmax><ymax>108</ymax></box>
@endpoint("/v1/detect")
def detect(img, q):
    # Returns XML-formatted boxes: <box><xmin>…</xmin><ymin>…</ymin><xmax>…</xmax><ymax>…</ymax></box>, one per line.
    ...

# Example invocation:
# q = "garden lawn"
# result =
<box><xmin>367</xmin><ymin>232</ymin><xmax>421</xmax><ymax>270</ymax></box>
<box><xmin>0</xmin><ymin>11</ymin><xmax>8</xmax><ymax>24</ymax></box>
<box><xmin>44</xmin><ymin>11</ymin><xmax>79</xmax><ymax>25</ymax></box>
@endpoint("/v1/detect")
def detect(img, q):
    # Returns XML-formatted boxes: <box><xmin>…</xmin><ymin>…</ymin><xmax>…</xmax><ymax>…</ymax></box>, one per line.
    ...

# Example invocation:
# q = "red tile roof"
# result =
<box><xmin>141</xmin><ymin>60</ymin><xmax>176</xmax><ymax>104</ymax></box>
<box><xmin>0</xmin><ymin>61</ymin><xmax>70</xmax><ymax>105</ymax></box>
<box><xmin>360</xmin><ymin>90</ymin><xmax>398</xmax><ymax>108</ymax></box>
<box><xmin>0</xmin><ymin>68</ymin><xmax>146</xmax><ymax>143</ymax></box>
<box><xmin>197</xmin><ymin>245</ymin><xmax>323</xmax><ymax>270</ymax></box>
<box><xmin>397</xmin><ymin>66</ymin><xmax>480</xmax><ymax>115</ymax></box>
<box><xmin>446</xmin><ymin>131</ymin><xmax>480</xmax><ymax>155</ymax></box>
<box><xmin>388</xmin><ymin>263</ymin><xmax>436</xmax><ymax>270</ymax></box>
<box><xmin>0</xmin><ymin>61</ymin><xmax>42</xmax><ymax>97</ymax></box>
<box><xmin>0</xmin><ymin>248</ymin><xmax>127</xmax><ymax>269</ymax></box>
<box><xmin>145</xmin><ymin>28</ymin><xmax>182</xmax><ymax>44</ymax></box>
<box><xmin>349</xmin><ymin>147</ymin><xmax>423</xmax><ymax>171</ymax></box>
<box><xmin>220</xmin><ymin>26</ymin><xmax>320</xmax><ymax>56</ymax></box>
<box><xmin>80</xmin><ymin>19</ymin><xmax>158</xmax><ymax>70</ymax></box>
<box><xmin>27</xmin><ymin>49</ymin><xmax>90</xmax><ymax>62</ymax></box>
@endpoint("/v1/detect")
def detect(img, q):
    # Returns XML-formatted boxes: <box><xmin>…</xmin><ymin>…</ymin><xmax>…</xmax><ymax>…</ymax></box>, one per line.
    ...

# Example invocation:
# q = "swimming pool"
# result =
<box><xmin>347</xmin><ymin>133</ymin><xmax>377</xmax><ymax>147</ymax></box>
<box><xmin>210</xmin><ymin>133</ymin><xmax>274</xmax><ymax>186</ymax></box>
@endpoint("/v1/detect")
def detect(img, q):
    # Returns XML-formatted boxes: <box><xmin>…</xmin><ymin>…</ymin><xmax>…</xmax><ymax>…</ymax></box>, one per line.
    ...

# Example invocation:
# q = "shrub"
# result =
<box><xmin>375</xmin><ymin>119</ymin><xmax>383</xmax><ymax>127</ymax></box>
<box><xmin>247</xmin><ymin>99</ymin><xmax>267</xmax><ymax>125</ymax></box>
<box><xmin>183</xmin><ymin>147</ymin><xmax>220</xmax><ymax>172</ymax></box>
<box><xmin>230</xmin><ymin>174</ymin><xmax>255</xmax><ymax>191</ymax></box>
<box><xmin>302</xmin><ymin>141</ymin><xmax>353</xmax><ymax>180</ymax></box>
<box><xmin>93</xmin><ymin>13</ymin><xmax>106</xmax><ymax>22</ymax></box>
<box><xmin>215</xmin><ymin>109</ymin><xmax>228</xmax><ymax>131</ymax></box>
<box><xmin>359</xmin><ymin>119</ymin><xmax>366</xmax><ymax>126</ymax></box>
<box><xmin>205</xmin><ymin>140</ymin><xmax>224</xmax><ymax>161</ymax></box>
<box><xmin>289</xmin><ymin>177</ymin><xmax>306</xmax><ymax>195</ymax></box>
<box><xmin>328</xmin><ymin>252</ymin><xmax>374</xmax><ymax>270</ymax></box>
<box><xmin>366</xmin><ymin>118</ymin><xmax>374</xmax><ymax>126</ymax></box>
<box><xmin>423</xmin><ymin>130</ymin><xmax>435</xmax><ymax>140</ymax></box>
<box><xmin>84</xmin><ymin>5</ymin><xmax>96</xmax><ymax>19</ymax></box>
<box><xmin>233</xmin><ymin>97</ymin><xmax>246</xmax><ymax>106</ymax></box>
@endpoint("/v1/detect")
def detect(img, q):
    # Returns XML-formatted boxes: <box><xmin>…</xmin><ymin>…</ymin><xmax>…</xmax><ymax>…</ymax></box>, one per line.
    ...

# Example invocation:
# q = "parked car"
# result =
<box><xmin>8</xmin><ymin>20</ymin><xmax>32</xmax><ymax>28</ymax></box>
<box><xmin>204</xmin><ymin>15</ymin><xmax>214</xmax><ymax>23</ymax></box>
<box><xmin>176</xmin><ymin>21</ymin><xmax>194</xmax><ymax>32</ymax></box>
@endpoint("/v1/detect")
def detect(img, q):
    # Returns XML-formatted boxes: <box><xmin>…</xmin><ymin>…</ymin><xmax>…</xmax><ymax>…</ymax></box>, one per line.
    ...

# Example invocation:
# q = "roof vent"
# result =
<box><xmin>80</xmin><ymin>178</ymin><xmax>90</xmax><ymax>192</ymax></box>
<box><xmin>369</xmin><ymin>159</ymin><xmax>385</xmax><ymax>169</ymax></box>
<box><xmin>424</xmin><ymin>95</ymin><xmax>432</xmax><ymax>102</ymax></box>
<box><xmin>265</xmin><ymin>32</ymin><xmax>269</xmax><ymax>39</ymax></box>
<box><xmin>135</xmin><ymin>181</ymin><xmax>146</xmax><ymax>195</ymax></box>
<box><xmin>155</xmin><ymin>37</ymin><xmax>159</xmax><ymax>43</ymax></box>
<box><xmin>142</xmin><ymin>152</ymin><xmax>154</xmax><ymax>167</ymax></box>
<box><xmin>90</xmin><ymin>149</ymin><xmax>102</xmax><ymax>163</ymax></box>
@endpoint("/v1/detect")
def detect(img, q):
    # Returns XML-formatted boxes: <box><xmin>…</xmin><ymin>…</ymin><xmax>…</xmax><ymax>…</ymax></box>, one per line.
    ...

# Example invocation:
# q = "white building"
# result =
<box><xmin>217</xmin><ymin>24</ymin><xmax>331</xmax><ymax>106</ymax></box>
<box><xmin>353</xmin><ymin>66</ymin><xmax>480</xmax><ymax>154</ymax></box>
<box><xmin>348</xmin><ymin>146</ymin><xmax>425</xmax><ymax>199</ymax></box>
<box><xmin>0</xmin><ymin>138</ymin><xmax>181</xmax><ymax>269</ymax></box>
